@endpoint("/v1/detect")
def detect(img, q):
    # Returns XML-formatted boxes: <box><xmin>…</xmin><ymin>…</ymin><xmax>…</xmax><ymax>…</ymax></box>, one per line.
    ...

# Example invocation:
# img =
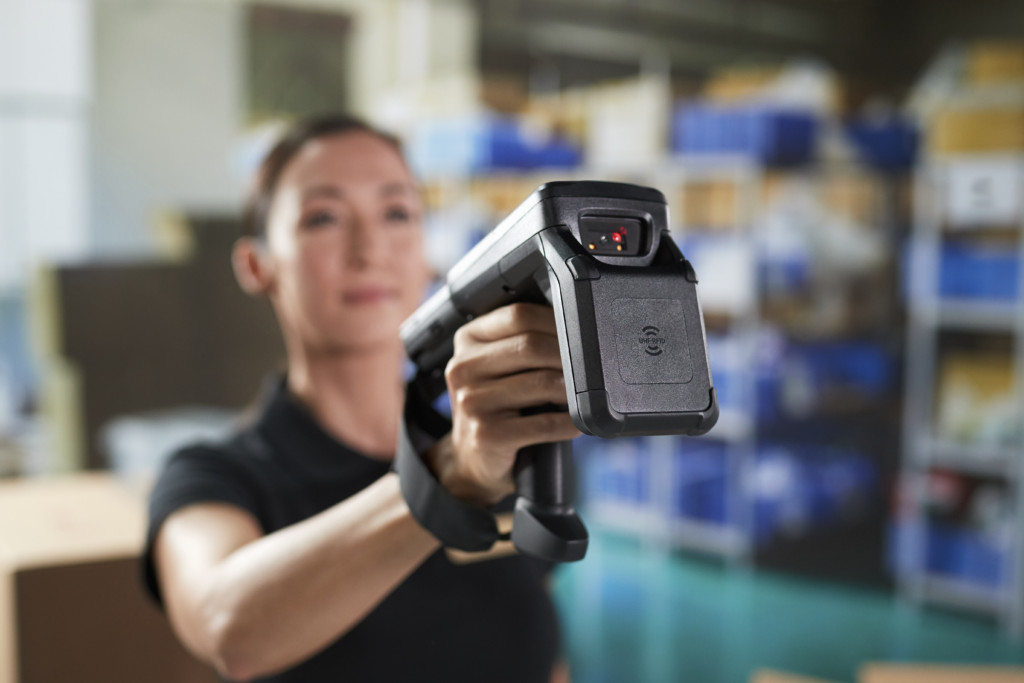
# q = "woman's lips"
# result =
<box><xmin>342</xmin><ymin>287</ymin><xmax>399</xmax><ymax>305</ymax></box>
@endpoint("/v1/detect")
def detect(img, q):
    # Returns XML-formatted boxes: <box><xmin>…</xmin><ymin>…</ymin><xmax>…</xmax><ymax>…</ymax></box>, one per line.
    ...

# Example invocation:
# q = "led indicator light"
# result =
<box><xmin>619</xmin><ymin>227</ymin><xmax>627</xmax><ymax>234</ymax></box>
<box><xmin>616</xmin><ymin>245</ymin><xmax>622</xmax><ymax>251</ymax></box>
<box><xmin>612</xmin><ymin>232</ymin><xmax>622</xmax><ymax>243</ymax></box>
<box><xmin>588</xmin><ymin>243</ymin><xmax>596</xmax><ymax>250</ymax></box>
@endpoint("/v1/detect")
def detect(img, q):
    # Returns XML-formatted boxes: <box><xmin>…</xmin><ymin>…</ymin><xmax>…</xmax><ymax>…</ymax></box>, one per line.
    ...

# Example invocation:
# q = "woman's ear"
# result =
<box><xmin>232</xmin><ymin>237</ymin><xmax>274</xmax><ymax>296</ymax></box>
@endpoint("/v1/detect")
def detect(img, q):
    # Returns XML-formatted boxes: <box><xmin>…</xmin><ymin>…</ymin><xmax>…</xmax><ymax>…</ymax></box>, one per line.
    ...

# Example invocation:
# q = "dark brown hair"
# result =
<box><xmin>242</xmin><ymin>113</ymin><xmax>403</xmax><ymax>238</ymax></box>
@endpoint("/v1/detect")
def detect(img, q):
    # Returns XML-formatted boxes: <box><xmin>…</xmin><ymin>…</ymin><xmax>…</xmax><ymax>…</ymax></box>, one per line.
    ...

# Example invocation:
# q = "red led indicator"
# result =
<box><xmin>618</xmin><ymin>227</ymin><xmax>627</xmax><ymax>234</ymax></box>
<box><xmin>612</xmin><ymin>232</ymin><xmax>622</xmax><ymax>243</ymax></box>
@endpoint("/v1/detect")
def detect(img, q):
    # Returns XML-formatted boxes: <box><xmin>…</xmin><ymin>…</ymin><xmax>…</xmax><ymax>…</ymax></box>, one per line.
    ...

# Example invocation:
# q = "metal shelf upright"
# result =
<box><xmin>899</xmin><ymin>153</ymin><xmax>1024</xmax><ymax>635</ymax></box>
<box><xmin>667</xmin><ymin>155</ymin><xmax>767</xmax><ymax>562</ymax></box>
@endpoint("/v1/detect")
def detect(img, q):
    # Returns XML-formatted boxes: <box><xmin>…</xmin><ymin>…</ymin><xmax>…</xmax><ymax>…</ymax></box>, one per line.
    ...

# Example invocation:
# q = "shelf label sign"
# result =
<box><xmin>946</xmin><ymin>158</ymin><xmax>1024</xmax><ymax>228</ymax></box>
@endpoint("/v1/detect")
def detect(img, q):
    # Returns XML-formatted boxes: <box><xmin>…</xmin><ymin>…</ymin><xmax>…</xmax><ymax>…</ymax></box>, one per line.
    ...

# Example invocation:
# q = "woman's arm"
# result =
<box><xmin>155</xmin><ymin>473</ymin><xmax>437</xmax><ymax>681</ymax></box>
<box><xmin>155</xmin><ymin>303</ymin><xmax>579</xmax><ymax>681</ymax></box>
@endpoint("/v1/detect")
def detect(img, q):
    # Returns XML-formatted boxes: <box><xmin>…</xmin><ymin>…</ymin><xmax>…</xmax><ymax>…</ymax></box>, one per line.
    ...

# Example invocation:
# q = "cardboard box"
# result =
<box><xmin>969</xmin><ymin>43</ymin><xmax>1024</xmax><ymax>85</ymax></box>
<box><xmin>822</xmin><ymin>173</ymin><xmax>884</xmax><ymax>226</ymax></box>
<box><xmin>932</xmin><ymin>108</ymin><xmax>1024</xmax><ymax>153</ymax></box>
<box><xmin>0</xmin><ymin>474</ymin><xmax>216</xmax><ymax>683</ymax></box>
<box><xmin>935</xmin><ymin>351</ymin><xmax>1018</xmax><ymax>446</ymax></box>
<box><xmin>750</xmin><ymin>669</ymin><xmax>841</xmax><ymax>683</ymax></box>
<box><xmin>680</xmin><ymin>181</ymin><xmax>740</xmax><ymax>230</ymax></box>
<box><xmin>703</xmin><ymin>66</ymin><xmax>783</xmax><ymax>103</ymax></box>
<box><xmin>860</xmin><ymin>663</ymin><xmax>1024</xmax><ymax>683</ymax></box>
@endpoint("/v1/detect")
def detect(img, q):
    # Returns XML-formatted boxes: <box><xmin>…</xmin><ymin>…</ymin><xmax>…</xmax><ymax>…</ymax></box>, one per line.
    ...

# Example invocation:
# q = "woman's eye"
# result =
<box><xmin>303</xmin><ymin>211</ymin><xmax>337</xmax><ymax>229</ymax></box>
<box><xmin>385</xmin><ymin>206</ymin><xmax>411</xmax><ymax>223</ymax></box>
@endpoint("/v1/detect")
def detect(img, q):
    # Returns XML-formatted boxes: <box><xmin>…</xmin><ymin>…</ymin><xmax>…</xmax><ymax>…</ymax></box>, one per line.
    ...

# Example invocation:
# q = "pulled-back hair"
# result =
<box><xmin>242</xmin><ymin>114</ymin><xmax>403</xmax><ymax>238</ymax></box>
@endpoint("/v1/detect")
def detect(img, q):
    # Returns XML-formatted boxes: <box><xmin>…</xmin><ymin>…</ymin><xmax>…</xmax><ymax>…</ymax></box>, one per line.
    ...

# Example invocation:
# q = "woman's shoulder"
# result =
<box><xmin>149</xmin><ymin>428</ymin><xmax>282</xmax><ymax>522</ymax></box>
<box><xmin>149</xmin><ymin>428</ymin><xmax>282</xmax><ymax>507</ymax></box>
<box><xmin>164</xmin><ymin>427</ymin><xmax>275</xmax><ymax>473</ymax></box>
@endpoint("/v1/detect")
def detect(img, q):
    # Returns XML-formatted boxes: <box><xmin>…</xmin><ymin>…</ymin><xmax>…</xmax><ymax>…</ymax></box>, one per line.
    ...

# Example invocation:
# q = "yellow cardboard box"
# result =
<box><xmin>932</xmin><ymin>108</ymin><xmax>1024</xmax><ymax>153</ymax></box>
<box><xmin>969</xmin><ymin>43</ymin><xmax>1024</xmax><ymax>85</ymax></box>
<box><xmin>860</xmin><ymin>663</ymin><xmax>1024</xmax><ymax>683</ymax></box>
<box><xmin>704</xmin><ymin>66</ymin><xmax>783</xmax><ymax>103</ymax></box>
<box><xmin>680</xmin><ymin>181</ymin><xmax>740</xmax><ymax>231</ymax></box>
<box><xmin>935</xmin><ymin>351</ymin><xmax>1018</xmax><ymax>446</ymax></box>
<box><xmin>751</xmin><ymin>668</ymin><xmax>841</xmax><ymax>683</ymax></box>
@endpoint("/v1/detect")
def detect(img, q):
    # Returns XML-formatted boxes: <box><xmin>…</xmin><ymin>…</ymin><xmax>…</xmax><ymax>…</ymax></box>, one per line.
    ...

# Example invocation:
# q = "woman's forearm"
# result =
<box><xmin>199</xmin><ymin>473</ymin><xmax>439</xmax><ymax>680</ymax></box>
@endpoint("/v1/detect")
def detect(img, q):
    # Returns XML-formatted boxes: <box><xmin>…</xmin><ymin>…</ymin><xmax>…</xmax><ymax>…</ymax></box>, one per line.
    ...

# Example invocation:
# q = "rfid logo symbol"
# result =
<box><xmin>639</xmin><ymin>325</ymin><xmax>665</xmax><ymax>356</ymax></box>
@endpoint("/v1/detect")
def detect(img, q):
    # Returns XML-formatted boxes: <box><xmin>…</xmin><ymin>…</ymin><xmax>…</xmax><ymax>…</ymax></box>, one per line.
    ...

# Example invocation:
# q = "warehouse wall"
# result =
<box><xmin>90</xmin><ymin>0</ymin><xmax>477</xmax><ymax>259</ymax></box>
<box><xmin>91</xmin><ymin>0</ymin><xmax>244</xmax><ymax>257</ymax></box>
<box><xmin>0</xmin><ymin>0</ymin><xmax>91</xmax><ymax>294</ymax></box>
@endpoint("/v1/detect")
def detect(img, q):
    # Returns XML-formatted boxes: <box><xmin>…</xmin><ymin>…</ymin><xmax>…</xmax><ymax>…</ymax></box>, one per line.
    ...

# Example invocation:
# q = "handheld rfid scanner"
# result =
<box><xmin>395</xmin><ymin>181</ymin><xmax>718</xmax><ymax>563</ymax></box>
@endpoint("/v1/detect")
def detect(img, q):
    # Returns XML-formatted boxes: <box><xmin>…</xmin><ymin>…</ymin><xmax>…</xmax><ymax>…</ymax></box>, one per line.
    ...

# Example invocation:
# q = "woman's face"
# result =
<box><xmin>261</xmin><ymin>131</ymin><xmax>430</xmax><ymax>355</ymax></box>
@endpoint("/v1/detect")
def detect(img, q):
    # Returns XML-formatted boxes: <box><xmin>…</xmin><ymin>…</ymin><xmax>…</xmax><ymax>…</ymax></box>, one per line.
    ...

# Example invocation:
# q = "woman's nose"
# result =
<box><xmin>346</xmin><ymin>215</ymin><xmax>387</xmax><ymax>268</ymax></box>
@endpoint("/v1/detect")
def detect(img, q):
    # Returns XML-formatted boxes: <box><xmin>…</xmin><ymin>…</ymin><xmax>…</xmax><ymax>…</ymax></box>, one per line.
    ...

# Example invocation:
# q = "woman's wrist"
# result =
<box><xmin>425</xmin><ymin>436</ymin><xmax>508</xmax><ymax>507</ymax></box>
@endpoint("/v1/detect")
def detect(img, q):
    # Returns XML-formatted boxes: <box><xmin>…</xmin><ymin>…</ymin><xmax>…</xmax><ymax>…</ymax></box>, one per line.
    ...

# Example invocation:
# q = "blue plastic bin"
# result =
<box><xmin>410</xmin><ymin>117</ymin><xmax>582</xmax><ymax>176</ymax></box>
<box><xmin>927</xmin><ymin>524</ymin><xmax>1006</xmax><ymax>589</ymax></box>
<box><xmin>795</xmin><ymin>343</ymin><xmax>894</xmax><ymax>397</ymax></box>
<box><xmin>939</xmin><ymin>243</ymin><xmax>1019</xmax><ymax>301</ymax></box>
<box><xmin>584</xmin><ymin>439</ymin><xmax>650</xmax><ymax>506</ymax></box>
<box><xmin>887</xmin><ymin>522</ymin><xmax>1008</xmax><ymax>589</ymax></box>
<box><xmin>845</xmin><ymin>118</ymin><xmax>919</xmax><ymax>171</ymax></box>
<box><xmin>752</xmin><ymin>446</ymin><xmax>879</xmax><ymax>545</ymax></box>
<box><xmin>485</xmin><ymin>119</ymin><xmax>581</xmax><ymax>170</ymax></box>
<box><xmin>674</xmin><ymin>443</ymin><xmax>729</xmax><ymax>524</ymax></box>
<box><xmin>752</xmin><ymin>341</ymin><xmax>894</xmax><ymax>423</ymax></box>
<box><xmin>673</xmin><ymin>105</ymin><xmax>818</xmax><ymax>166</ymax></box>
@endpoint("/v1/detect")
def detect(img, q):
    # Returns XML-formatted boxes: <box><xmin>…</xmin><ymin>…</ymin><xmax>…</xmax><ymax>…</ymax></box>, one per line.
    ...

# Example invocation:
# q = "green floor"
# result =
<box><xmin>551</xmin><ymin>532</ymin><xmax>1024</xmax><ymax>683</ymax></box>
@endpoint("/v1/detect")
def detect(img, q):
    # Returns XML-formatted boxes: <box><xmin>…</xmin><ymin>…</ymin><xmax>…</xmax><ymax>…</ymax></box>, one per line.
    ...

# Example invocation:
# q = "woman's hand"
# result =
<box><xmin>428</xmin><ymin>302</ymin><xmax>582</xmax><ymax>506</ymax></box>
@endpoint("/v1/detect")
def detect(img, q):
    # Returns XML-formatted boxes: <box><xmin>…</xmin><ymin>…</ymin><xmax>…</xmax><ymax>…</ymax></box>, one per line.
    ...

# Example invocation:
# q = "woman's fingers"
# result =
<box><xmin>495</xmin><ymin>411</ymin><xmax>582</xmax><ymax>451</ymax></box>
<box><xmin>437</xmin><ymin>301</ymin><xmax>581</xmax><ymax>505</ymax></box>
<box><xmin>453</xmin><ymin>369</ymin><xmax>569</xmax><ymax>415</ymax></box>
<box><xmin>459</xmin><ymin>302</ymin><xmax>558</xmax><ymax>343</ymax></box>
<box><xmin>447</xmin><ymin>331</ymin><xmax>562</xmax><ymax>385</ymax></box>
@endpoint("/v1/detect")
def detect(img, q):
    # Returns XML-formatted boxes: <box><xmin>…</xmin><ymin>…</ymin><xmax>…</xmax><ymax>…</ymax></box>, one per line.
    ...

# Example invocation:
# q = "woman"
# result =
<box><xmin>143</xmin><ymin>115</ymin><xmax>581</xmax><ymax>682</ymax></box>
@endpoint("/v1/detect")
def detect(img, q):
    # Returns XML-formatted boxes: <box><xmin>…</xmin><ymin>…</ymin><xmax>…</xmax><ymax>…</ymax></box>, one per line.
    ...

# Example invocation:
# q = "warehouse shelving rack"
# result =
<box><xmin>899</xmin><ymin>153</ymin><xmax>1024</xmax><ymax>635</ymax></box>
<box><xmin>585</xmin><ymin>155</ymin><xmax>765</xmax><ymax>562</ymax></box>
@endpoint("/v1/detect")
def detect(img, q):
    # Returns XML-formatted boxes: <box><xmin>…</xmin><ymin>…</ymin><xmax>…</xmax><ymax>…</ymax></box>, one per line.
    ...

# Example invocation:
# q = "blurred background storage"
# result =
<box><xmin>5</xmin><ymin>1</ymin><xmax>1024</xmax><ymax>682</ymax></box>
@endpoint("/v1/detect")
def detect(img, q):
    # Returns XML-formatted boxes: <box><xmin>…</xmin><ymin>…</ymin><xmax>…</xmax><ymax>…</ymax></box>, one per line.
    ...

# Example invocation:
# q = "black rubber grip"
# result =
<box><xmin>394</xmin><ymin>381</ymin><xmax>500</xmax><ymax>552</ymax></box>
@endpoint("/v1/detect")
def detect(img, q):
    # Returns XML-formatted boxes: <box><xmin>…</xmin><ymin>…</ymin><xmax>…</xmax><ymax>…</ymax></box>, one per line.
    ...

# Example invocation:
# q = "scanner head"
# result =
<box><xmin>401</xmin><ymin>180</ymin><xmax>718</xmax><ymax>439</ymax></box>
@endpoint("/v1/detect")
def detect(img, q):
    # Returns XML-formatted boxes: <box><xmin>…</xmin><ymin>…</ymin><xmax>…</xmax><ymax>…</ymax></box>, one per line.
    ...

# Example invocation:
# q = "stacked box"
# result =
<box><xmin>0</xmin><ymin>474</ymin><xmax>216</xmax><ymax>683</ymax></box>
<box><xmin>935</xmin><ymin>351</ymin><xmax>1019</xmax><ymax>446</ymax></box>
<box><xmin>860</xmin><ymin>663</ymin><xmax>1024</xmax><ymax>683</ymax></box>
<box><xmin>969</xmin><ymin>42</ymin><xmax>1024</xmax><ymax>85</ymax></box>
<box><xmin>702</xmin><ymin>66</ymin><xmax>783</xmax><ymax>103</ymax></box>
<box><xmin>678</xmin><ymin>181</ymin><xmax>739</xmax><ymax>231</ymax></box>
<box><xmin>932</xmin><ymin>109</ymin><xmax>1024</xmax><ymax>154</ymax></box>
<box><xmin>925</xmin><ymin>42</ymin><xmax>1024</xmax><ymax>155</ymax></box>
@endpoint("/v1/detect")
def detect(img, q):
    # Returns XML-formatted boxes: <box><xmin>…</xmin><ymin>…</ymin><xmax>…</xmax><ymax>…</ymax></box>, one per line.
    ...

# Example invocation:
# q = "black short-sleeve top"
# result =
<box><xmin>142</xmin><ymin>379</ymin><xmax>559</xmax><ymax>683</ymax></box>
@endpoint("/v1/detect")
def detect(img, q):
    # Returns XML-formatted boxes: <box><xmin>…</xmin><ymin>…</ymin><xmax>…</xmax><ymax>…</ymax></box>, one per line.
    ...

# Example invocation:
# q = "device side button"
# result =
<box><xmin>682</xmin><ymin>259</ymin><xmax>698</xmax><ymax>283</ymax></box>
<box><xmin>565</xmin><ymin>255</ymin><xmax>601</xmax><ymax>281</ymax></box>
